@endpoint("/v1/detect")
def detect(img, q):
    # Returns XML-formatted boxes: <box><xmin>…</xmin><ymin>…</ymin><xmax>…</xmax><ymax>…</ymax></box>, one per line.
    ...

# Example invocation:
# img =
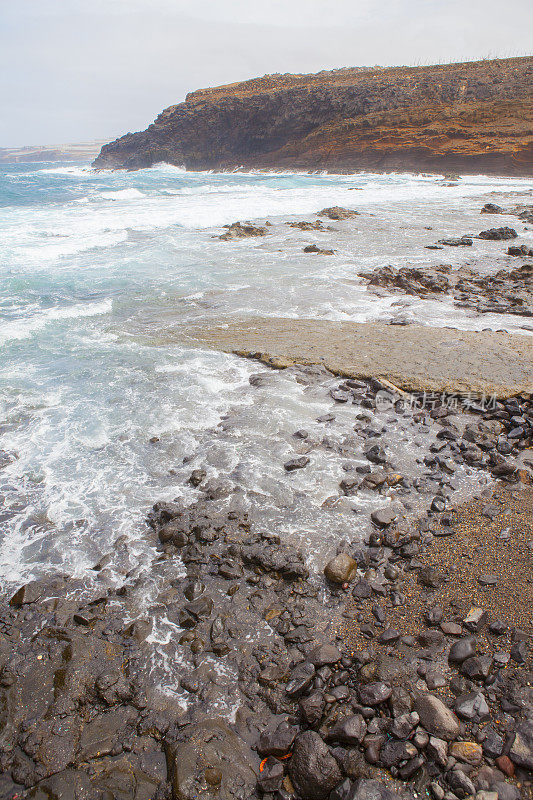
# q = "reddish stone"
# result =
<box><xmin>496</xmin><ymin>755</ymin><xmax>515</xmax><ymax>776</ymax></box>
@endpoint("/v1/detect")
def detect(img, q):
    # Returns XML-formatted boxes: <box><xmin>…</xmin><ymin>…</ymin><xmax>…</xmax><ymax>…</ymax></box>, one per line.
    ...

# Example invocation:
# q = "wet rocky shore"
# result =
<box><xmin>1</xmin><ymin>367</ymin><xmax>532</xmax><ymax>800</ymax></box>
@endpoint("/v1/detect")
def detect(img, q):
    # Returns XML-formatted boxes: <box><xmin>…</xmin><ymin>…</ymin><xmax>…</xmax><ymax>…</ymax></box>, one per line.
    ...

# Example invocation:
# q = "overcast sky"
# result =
<box><xmin>1</xmin><ymin>0</ymin><xmax>531</xmax><ymax>148</ymax></box>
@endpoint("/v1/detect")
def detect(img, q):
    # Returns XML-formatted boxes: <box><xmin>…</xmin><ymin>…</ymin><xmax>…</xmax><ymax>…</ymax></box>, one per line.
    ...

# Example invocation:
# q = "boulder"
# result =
<box><xmin>219</xmin><ymin>221</ymin><xmax>267</xmax><ymax>240</ymax></box>
<box><xmin>289</xmin><ymin>731</ymin><xmax>342</xmax><ymax>799</ymax></box>
<box><xmin>318</xmin><ymin>207</ymin><xmax>359</xmax><ymax>220</ymax></box>
<box><xmin>478</xmin><ymin>227</ymin><xmax>517</xmax><ymax>240</ymax></box>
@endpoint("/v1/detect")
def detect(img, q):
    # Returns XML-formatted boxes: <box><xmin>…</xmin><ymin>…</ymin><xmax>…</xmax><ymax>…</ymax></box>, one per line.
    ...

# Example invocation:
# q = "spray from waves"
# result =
<box><xmin>0</xmin><ymin>299</ymin><xmax>113</xmax><ymax>347</ymax></box>
<box><xmin>36</xmin><ymin>166</ymin><xmax>96</xmax><ymax>178</ymax></box>
<box><xmin>99</xmin><ymin>188</ymin><xmax>146</xmax><ymax>201</ymax></box>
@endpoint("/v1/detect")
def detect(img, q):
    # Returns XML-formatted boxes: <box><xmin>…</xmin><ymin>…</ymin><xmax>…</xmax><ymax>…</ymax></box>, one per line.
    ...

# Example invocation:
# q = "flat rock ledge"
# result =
<box><xmin>182</xmin><ymin>318</ymin><xmax>533</xmax><ymax>399</ymax></box>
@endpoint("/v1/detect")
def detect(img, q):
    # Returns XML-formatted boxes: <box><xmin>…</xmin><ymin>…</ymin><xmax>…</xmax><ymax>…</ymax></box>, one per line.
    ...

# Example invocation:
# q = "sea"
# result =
<box><xmin>1</xmin><ymin>161</ymin><xmax>531</xmax><ymax>597</ymax></box>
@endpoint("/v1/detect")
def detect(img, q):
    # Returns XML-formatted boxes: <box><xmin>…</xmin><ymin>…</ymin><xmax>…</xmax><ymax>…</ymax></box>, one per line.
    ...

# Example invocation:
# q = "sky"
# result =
<box><xmin>1</xmin><ymin>0</ymin><xmax>532</xmax><ymax>148</ymax></box>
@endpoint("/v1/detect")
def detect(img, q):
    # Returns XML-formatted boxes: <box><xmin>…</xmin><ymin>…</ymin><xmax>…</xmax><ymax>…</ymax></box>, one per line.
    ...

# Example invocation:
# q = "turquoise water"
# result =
<box><xmin>0</xmin><ymin>161</ymin><xmax>530</xmax><ymax>589</ymax></box>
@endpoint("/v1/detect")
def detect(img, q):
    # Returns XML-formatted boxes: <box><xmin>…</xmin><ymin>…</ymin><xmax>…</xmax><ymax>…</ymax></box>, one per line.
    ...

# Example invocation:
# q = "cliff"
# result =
<box><xmin>93</xmin><ymin>56</ymin><xmax>533</xmax><ymax>176</ymax></box>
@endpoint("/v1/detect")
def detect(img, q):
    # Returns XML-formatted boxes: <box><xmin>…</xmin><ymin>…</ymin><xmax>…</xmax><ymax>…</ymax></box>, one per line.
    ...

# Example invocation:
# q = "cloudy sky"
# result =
<box><xmin>1</xmin><ymin>0</ymin><xmax>531</xmax><ymax>147</ymax></box>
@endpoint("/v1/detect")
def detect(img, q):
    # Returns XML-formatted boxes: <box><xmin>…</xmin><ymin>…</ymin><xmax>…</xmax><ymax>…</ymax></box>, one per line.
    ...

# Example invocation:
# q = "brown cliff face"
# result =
<box><xmin>93</xmin><ymin>57</ymin><xmax>533</xmax><ymax>175</ymax></box>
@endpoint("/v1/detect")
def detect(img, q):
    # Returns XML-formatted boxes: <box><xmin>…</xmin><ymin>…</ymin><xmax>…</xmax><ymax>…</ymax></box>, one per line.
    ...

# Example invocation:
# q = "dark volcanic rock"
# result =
<box><xmin>219</xmin><ymin>221</ymin><xmax>267</xmax><ymax>240</ymax></box>
<box><xmin>509</xmin><ymin>721</ymin><xmax>533</xmax><ymax>769</ymax></box>
<box><xmin>289</xmin><ymin>731</ymin><xmax>342</xmax><ymax>800</ymax></box>
<box><xmin>318</xmin><ymin>207</ymin><xmax>359</xmax><ymax>220</ymax></box>
<box><xmin>166</xmin><ymin>719</ymin><xmax>258</xmax><ymax>800</ymax></box>
<box><xmin>358</xmin><ymin>682</ymin><xmax>392</xmax><ymax>706</ymax></box>
<box><xmin>478</xmin><ymin>226</ymin><xmax>518</xmax><ymax>240</ymax></box>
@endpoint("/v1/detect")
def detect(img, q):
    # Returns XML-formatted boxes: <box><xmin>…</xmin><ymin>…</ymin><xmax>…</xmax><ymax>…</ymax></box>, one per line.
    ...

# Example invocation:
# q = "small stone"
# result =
<box><xmin>257</xmin><ymin>757</ymin><xmax>284</xmax><ymax>793</ymax></box>
<box><xmin>358</xmin><ymin>682</ymin><xmax>392</xmax><ymax>706</ymax></box>
<box><xmin>300</xmin><ymin>692</ymin><xmax>326</xmax><ymax>726</ymax></box>
<box><xmin>495</xmin><ymin>755</ymin><xmax>515</xmax><ymax>777</ymax></box>
<box><xmin>449</xmin><ymin>741</ymin><xmax>483</xmax><ymax>765</ymax></box>
<box><xmin>378</xmin><ymin>628</ymin><xmax>401</xmax><ymax>644</ymax></box>
<box><xmin>509</xmin><ymin>721</ymin><xmax>533</xmax><ymax>769</ymax></box>
<box><xmin>488</xmin><ymin>619</ymin><xmax>507</xmax><ymax>636</ymax></box>
<box><xmin>289</xmin><ymin>731</ymin><xmax>342</xmax><ymax>800</ymax></box>
<box><xmin>379</xmin><ymin>740</ymin><xmax>418</xmax><ymax>767</ymax></box>
<box><xmin>426</xmin><ymin>670</ymin><xmax>446</xmax><ymax>690</ymax></box>
<box><xmin>326</xmin><ymin>714</ymin><xmax>367</xmax><ymax>745</ymax></box>
<box><xmin>478</xmin><ymin>574</ymin><xmax>498</xmax><ymax>586</ymax></box>
<box><xmin>258</xmin><ymin>724</ymin><xmax>299</xmax><ymax>756</ymax></box>
<box><xmin>460</xmin><ymin>655</ymin><xmax>493</xmax><ymax>681</ymax></box>
<box><xmin>308</xmin><ymin>644</ymin><xmax>342</xmax><ymax>667</ymax></box>
<box><xmin>463</xmin><ymin>607</ymin><xmax>486</xmax><ymax>631</ymax></box>
<box><xmin>418</xmin><ymin>566</ymin><xmax>443</xmax><ymax>589</ymax></box>
<box><xmin>491</xmin><ymin>783</ymin><xmax>520</xmax><ymax>800</ymax></box>
<box><xmin>286</xmin><ymin>662</ymin><xmax>315</xmax><ymax>698</ymax></box>
<box><xmin>189</xmin><ymin>468</ymin><xmax>206</xmax><ymax>487</ymax></box>
<box><xmin>510</xmin><ymin>641</ymin><xmax>528</xmax><ymax>664</ymax></box>
<box><xmin>324</xmin><ymin>553</ymin><xmax>357</xmax><ymax>584</ymax></box>
<box><xmin>413</xmin><ymin>694</ymin><xmax>460</xmax><ymax>741</ymax></box>
<box><xmin>427</xmin><ymin>736</ymin><xmax>448</xmax><ymax>767</ymax></box>
<box><xmin>447</xmin><ymin>768</ymin><xmax>475</xmax><ymax>798</ymax></box>
<box><xmin>364</xmin><ymin>444</ymin><xmax>387</xmax><ymax>465</ymax></box>
<box><xmin>425</xmin><ymin>606</ymin><xmax>444</xmax><ymax>626</ymax></box>
<box><xmin>478</xmin><ymin>226</ymin><xmax>517</xmax><ymax>240</ymax></box>
<box><xmin>284</xmin><ymin>456</ymin><xmax>310</xmax><ymax>471</ymax></box>
<box><xmin>371</xmin><ymin>508</ymin><xmax>397</xmax><ymax>528</ymax></box>
<box><xmin>455</xmin><ymin>691</ymin><xmax>490</xmax><ymax>721</ymax></box>
<box><xmin>440</xmin><ymin>622</ymin><xmax>462</xmax><ymax>636</ymax></box>
<box><xmin>483</xmin><ymin>727</ymin><xmax>504</xmax><ymax>758</ymax></box>
<box><xmin>448</xmin><ymin>638</ymin><xmax>476</xmax><ymax>664</ymax></box>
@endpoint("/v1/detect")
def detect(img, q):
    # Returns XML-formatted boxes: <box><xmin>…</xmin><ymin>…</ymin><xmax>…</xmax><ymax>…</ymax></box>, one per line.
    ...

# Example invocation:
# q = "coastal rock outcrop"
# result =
<box><xmin>93</xmin><ymin>57</ymin><xmax>533</xmax><ymax>176</ymax></box>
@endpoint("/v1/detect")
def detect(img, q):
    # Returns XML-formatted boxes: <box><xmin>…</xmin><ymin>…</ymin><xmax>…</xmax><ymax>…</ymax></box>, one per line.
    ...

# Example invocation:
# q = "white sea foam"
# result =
<box><xmin>99</xmin><ymin>188</ymin><xmax>146</xmax><ymax>200</ymax></box>
<box><xmin>0</xmin><ymin>299</ymin><xmax>113</xmax><ymax>346</ymax></box>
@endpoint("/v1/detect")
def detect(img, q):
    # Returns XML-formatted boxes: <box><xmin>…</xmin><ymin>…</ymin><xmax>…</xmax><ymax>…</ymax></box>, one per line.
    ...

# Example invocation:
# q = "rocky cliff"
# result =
<box><xmin>94</xmin><ymin>56</ymin><xmax>533</xmax><ymax>175</ymax></box>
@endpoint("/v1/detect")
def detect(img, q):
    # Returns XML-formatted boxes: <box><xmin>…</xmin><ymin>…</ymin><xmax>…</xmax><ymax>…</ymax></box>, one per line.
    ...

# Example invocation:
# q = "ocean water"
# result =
<box><xmin>0</xmin><ymin>161</ymin><xmax>531</xmax><ymax>593</ymax></box>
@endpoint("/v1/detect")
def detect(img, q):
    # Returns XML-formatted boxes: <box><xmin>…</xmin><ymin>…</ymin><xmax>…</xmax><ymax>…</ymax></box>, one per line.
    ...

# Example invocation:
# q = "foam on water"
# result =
<box><xmin>0</xmin><ymin>298</ymin><xmax>113</xmax><ymax>346</ymax></box>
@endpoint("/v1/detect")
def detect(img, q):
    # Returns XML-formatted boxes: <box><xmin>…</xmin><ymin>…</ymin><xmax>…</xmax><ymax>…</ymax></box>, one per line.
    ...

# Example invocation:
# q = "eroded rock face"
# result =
<box><xmin>361</xmin><ymin>262</ymin><xmax>533</xmax><ymax>318</ymax></box>
<box><xmin>93</xmin><ymin>57</ymin><xmax>533</xmax><ymax>176</ymax></box>
<box><xmin>219</xmin><ymin>221</ymin><xmax>267</xmax><ymax>240</ymax></box>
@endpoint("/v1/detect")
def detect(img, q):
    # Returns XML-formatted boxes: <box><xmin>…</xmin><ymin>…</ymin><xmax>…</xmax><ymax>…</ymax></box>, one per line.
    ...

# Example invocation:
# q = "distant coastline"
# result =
<box><xmin>0</xmin><ymin>141</ymin><xmax>107</xmax><ymax>164</ymax></box>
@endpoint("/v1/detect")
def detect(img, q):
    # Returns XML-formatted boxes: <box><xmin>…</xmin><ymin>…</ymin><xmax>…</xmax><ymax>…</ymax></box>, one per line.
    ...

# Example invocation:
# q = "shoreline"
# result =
<box><xmin>0</xmin><ymin>360</ymin><xmax>531</xmax><ymax>799</ymax></box>
<box><xmin>1</xmin><ymin>175</ymin><xmax>533</xmax><ymax>799</ymax></box>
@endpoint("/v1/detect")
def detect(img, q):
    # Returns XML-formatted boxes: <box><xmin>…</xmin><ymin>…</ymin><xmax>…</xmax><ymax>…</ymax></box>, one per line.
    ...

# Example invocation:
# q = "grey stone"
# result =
<box><xmin>413</xmin><ymin>694</ymin><xmax>460</xmax><ymax>741</ymax></box>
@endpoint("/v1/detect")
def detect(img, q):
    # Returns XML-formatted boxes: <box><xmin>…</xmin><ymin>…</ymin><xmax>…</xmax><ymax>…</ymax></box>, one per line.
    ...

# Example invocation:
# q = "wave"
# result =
<box><xmin>36</xmin><ymin>166</ymin><xmax>96</xmax><ymax>177</ymax></box>
<box><xmin>0</xmin><ymin>299</ymin><xmax>113</xmax><ymax>347</ymax></box>
<box><xmin>99</xmin><ymin>188</ymin><xmax>146</xmax><ymax>200</ymax></box>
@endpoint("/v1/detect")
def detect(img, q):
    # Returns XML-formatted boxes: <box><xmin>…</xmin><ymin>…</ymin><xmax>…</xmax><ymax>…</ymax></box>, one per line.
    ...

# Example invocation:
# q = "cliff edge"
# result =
<box><xmin>93</xmin><ymin>56</ymin><xmax>533</xmax><ymax>175</ymax></box>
